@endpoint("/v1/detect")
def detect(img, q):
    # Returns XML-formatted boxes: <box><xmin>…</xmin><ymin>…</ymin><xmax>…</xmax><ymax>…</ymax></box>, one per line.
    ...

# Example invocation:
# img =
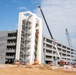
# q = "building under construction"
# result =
<box><xmin>42</xmin><ymin>36</ymin><xmax>76</xmax><ymax>64</ymax></box>
<box><xmin>0</xmin><ymin>30</ymin><xmax>17</xmax><ymax>64</ymax></box>
<box><xmin>0</xmin><ymin>11</ymin><xmax>76</xmax><ymax>64</ymax></box>
<box><xmin>16</xmin><ymin>11</ymin><xmax>42</xmax><ymax>64</ymax></box>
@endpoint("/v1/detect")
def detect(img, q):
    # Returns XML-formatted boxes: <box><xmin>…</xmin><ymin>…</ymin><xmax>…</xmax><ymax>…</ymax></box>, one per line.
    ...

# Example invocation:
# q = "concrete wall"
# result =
<box><xmin>0</xmin><ymin>31</ymin><xmax>8</xmax><ymax>64</ymax></box>
<box><xmin>42</xmin><ymin>35</ymin><xmax>76</xmax><ymax>64</ymax></box>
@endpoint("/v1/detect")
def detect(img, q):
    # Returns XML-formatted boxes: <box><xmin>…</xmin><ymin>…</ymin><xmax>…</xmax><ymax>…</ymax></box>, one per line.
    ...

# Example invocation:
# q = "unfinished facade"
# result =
<box><xmin>42</xmin><ymin>36</ymin><xmax>76</xmax><ymax>64</ymax></box>
<box><xmin>0</xmin><ymin>30</ymin><xmax>17</xmax><ymax>64</ymax></box>
<box><xmin>16</xmin><ymin>11</ymin><xmax>42</xmax><ymax>64</ymax></box>
<box><xmin>0</xmin><ymin>11</ymin><xmax>76</xmax><ymax>65</ymax></box>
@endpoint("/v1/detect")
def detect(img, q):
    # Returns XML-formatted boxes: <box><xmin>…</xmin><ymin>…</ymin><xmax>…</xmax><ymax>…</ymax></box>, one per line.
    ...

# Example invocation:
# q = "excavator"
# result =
<box><xmin>38</xmin><ymin>6</ymin><xmax>66</xmax><ymax>66</ymax></box>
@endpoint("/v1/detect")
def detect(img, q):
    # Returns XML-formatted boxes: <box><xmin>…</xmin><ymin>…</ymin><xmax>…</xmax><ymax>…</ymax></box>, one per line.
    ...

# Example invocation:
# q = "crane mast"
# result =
<box><xmin>65</xmin><ymin>28</ymin><xmax>72</xmax><ymax>48</ymax></box>
<box><xmin>38</xmin><ymin>6</ymin><xmax>62</xmax><ymax>60</ymax></box>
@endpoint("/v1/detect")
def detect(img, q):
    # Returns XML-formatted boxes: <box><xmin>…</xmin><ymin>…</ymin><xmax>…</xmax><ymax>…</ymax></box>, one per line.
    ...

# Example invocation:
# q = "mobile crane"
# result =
<box><xmin>38</xmin><ymin>6</ymin><xmax>65</xmax><ymax>65</ymax></box>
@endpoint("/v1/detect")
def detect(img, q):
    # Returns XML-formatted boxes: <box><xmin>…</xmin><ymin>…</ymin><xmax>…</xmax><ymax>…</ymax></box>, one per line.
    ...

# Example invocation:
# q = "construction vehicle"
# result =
<box><xmin>38</xmin><ymin>6</ymin><xmax>66</xmax><ymax>65</ymax></box>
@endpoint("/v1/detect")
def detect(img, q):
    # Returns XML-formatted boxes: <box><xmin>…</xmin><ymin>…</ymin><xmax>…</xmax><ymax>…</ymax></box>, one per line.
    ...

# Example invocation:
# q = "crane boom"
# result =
<box><xmin>38</xmin><ymin>6</ymin><xmax>62</xmax><ymax>60</ymax></box>
<box><xmin>38</xmin><ymin>6</ymin><xmax>53</xmax><ymax>39</ymax></box>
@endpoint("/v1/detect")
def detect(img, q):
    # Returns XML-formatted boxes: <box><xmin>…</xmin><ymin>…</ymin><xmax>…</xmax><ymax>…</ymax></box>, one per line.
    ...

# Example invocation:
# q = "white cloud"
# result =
<box><xmin>35</xmin><ymin>0</ymin><xmax>76</xmax><ymax>49</ymax></box>
<box><xmin>18</xmin><ymin>6</ymin><xmax>28</xmax><ymax>10</ymax></box>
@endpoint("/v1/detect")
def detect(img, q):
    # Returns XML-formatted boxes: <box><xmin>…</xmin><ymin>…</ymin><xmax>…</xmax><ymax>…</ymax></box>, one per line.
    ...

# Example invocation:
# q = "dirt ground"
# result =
<box><xmin>0</xmin><ymin>64</ymin><xmax>76</xmax><ymax>75</ymax></box>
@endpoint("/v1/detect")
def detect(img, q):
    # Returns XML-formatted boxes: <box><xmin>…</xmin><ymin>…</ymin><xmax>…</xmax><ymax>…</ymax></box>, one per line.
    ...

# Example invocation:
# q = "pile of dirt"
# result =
<box><xmin>0</xmin><ymin>64</ymin><xmax>76</xmax><ymax>75</ymax></box>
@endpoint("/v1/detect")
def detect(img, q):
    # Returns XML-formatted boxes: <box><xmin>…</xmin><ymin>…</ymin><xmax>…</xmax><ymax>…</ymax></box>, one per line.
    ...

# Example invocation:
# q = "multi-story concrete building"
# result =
<box><xmin>16</xmin><ymin>11</ymin><xmax>42</xmax><ymax>64</ymax></box>
<box><xmin>42</xmin><ymin>36</ymin><xmax>76</xmax><ymax>64</ymax></box>
<box><xmin>0</xmin><ymin>30</ymin><xmax>17</xmax><ymax>64</ymax></box>
<box><xmin>0</xmin><ymin>11</ymin><xmax>76</xmax><ymax>65</ymax></box>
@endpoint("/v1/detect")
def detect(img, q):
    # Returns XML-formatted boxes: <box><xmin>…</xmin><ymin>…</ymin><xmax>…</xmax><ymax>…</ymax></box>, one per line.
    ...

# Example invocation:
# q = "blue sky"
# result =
<box><xmin>0</xmin><ymin>0</ymin><xmax>76</xmax><ymax>49</ymax></box>
<box><xmin>0</xmin><ymin>0</ymin><xmax>41</xmax><ymax>30</ymax></box>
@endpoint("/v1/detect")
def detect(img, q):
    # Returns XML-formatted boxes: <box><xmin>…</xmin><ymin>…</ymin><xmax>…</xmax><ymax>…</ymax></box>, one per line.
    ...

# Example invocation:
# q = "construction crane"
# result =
<box><xmin>65</xmin><ymin>28</ymin><xmax>72</xmax><ymax>48</ymax></box>
<box><xmin>38</xmin><ymin>6</ymin><xmax>62</xmax><ymax>64</ymax></box>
